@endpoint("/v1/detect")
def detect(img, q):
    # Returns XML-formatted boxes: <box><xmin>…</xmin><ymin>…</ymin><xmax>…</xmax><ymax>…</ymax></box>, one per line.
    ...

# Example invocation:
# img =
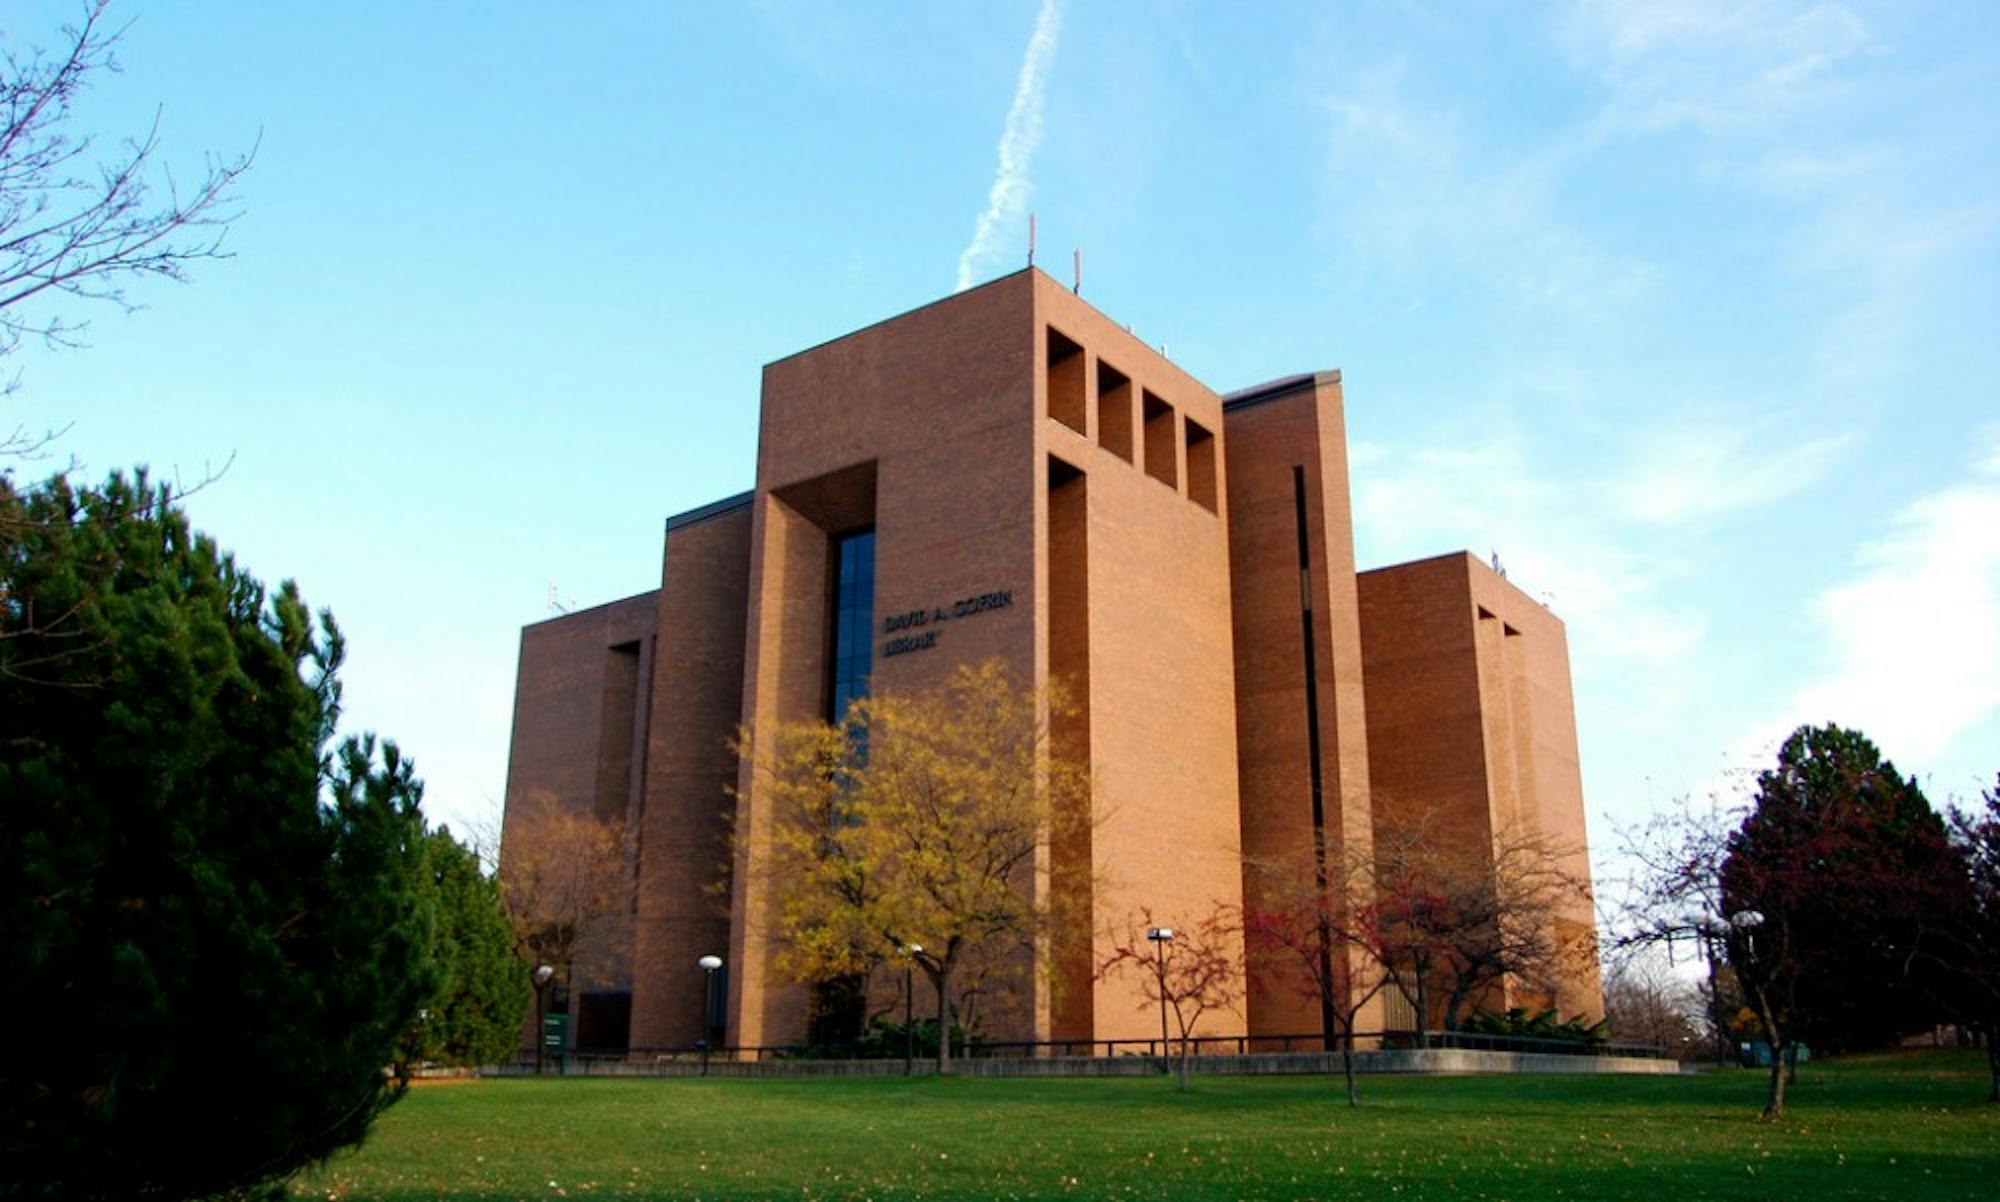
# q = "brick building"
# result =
<box><xmin>501</xmin><ymin>268</ymin><xmax>1602</xmax><ymax>1054</ymax></box>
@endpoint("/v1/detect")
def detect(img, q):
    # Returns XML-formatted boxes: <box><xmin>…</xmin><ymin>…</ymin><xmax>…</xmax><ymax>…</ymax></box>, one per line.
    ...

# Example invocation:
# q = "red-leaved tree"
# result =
<box><xmin>1368</xmin><ymin>812</ymin><xmax>1587</xmax><ymax>1046</ymax></box>
<box><xmin>1721</xmin><ymin>725</ymin><xmax>1962</xmax><ymax>1117</ymax></box>
<box><xmin>1241</xmin><ymin>844</ymin><xmax>1391</xmax><ymax>1106</ymax></box>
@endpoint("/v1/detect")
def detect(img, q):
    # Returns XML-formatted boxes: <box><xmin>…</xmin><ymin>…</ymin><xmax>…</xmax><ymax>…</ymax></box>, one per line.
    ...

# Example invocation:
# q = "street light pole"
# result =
<box><xmin>532</xmin><ymin>964</ymin><xmax>555</xmax><ymax>1076</ymax></box>
<box><xmin>697</xmin><ymin>954</ymin><xmax>723</xmax><ymax>1077</ymax></box>
<box><xmin>1727</xmin><ymin>910</ymin><xmax>1768</xmax><ymax>1072</ymax></box>
<box><xmin>1146</xmin><ymin>927</ymin><xmax>1175</xmax><ymax>1075</ymax></box>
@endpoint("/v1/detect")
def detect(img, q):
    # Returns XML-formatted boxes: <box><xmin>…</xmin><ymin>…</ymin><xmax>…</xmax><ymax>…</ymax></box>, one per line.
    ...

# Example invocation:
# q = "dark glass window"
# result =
<box><xmin>828</xmin><ymin>529</ymin><xmax>874</xmax><ymax>721</ymax></box>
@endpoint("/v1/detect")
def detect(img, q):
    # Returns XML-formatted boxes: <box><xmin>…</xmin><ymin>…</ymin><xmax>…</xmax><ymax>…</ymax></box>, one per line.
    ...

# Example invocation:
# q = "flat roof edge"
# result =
<box><xmin>1221</xmin><ymin>370</ymin><xmax>1342</xmax><ymax>413</ymax></box>
<box><xmin>521</xmin><ymin>587</ymin><xmax>660</xmax><ymax>632</ymax></box>
<box><xmin>664</xmin><ymin>490</ymin><xmax>754</xmax><ymax>534</ymax></box>
<box><xmin>763</xmin><ymin>267</ymin><xmax>1036</xmax><ymax>369</ymax></box>
<box><xmin>1358</xmin><ymin>549</ymin><xmax>1478</xmax><ymax>576</ymax></box>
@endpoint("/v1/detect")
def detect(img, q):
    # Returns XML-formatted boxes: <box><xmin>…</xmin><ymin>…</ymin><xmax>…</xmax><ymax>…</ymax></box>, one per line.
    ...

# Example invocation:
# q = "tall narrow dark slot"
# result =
<box><xmin>1047</xmin><ymin>455</ymin><xmax>1093</xmax><ymax>1043</ymax></box>
<box><xmin>827</xmin><ymin>529</ymin><xmax>875</xmax><ymax>723</ymax></box>
<box><xmin>811</xmin><ymin>528</ymin><xmax>875</xmax><ymax>1048</ymax></box>
<box><xmin>1292</xmin><ymin>466</ymin><xmax>1337</xmax><ymax>1049</ymax></box>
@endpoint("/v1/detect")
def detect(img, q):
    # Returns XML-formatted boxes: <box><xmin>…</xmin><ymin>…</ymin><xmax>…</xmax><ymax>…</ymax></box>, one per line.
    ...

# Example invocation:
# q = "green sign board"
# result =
<box><xmin>541</xmin><ymin>1013</ymin><xmax>567</xmax><ymax>1054</ymax></box>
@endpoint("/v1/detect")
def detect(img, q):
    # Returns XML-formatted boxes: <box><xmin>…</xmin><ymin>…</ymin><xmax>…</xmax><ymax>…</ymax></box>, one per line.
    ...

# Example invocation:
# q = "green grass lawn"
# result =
<box><xmin>295</xmin><ymin>1050</ymin><xmax>1999</xmax><ymax>1201</ymax></box>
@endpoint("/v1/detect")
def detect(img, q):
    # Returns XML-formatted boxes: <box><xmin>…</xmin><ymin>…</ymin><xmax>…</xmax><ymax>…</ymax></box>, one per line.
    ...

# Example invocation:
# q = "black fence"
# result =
<box><xmin>504</xmin><ymin>1029</ymin><xmax>1668</xmax><ymax>1072</ymax></box>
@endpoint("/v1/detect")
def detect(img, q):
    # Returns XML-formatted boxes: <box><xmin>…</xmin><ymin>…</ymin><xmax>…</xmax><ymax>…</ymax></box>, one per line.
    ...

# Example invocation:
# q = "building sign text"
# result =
<box><xmin>882</xmin><ymin>589</ymin><xmax>1014</xmax><ymax>657</ymax></box>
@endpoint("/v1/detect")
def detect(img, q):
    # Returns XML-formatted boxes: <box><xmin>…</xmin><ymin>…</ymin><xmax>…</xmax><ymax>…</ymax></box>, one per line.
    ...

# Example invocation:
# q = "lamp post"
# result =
<box><xmin>1146</xmin><ymin>927</ymin><xmax>1174</xmax><ymax>1074</ymax></box>
<box><xmin>697</xmin><ymin>954</ymin><xmax>723</xmax><ymax>1076</ymax></box>
<box><xmin>1727</xmin><ymin>910</ymin><xmax>1768</xmax><ymax>1071</ymax></box>
<box><xmin>900</xmin><ymin>943</ymin><xmax>923</xmax><ymax>1076</ymax></box>
<box><xmin>532</xmin><ymin>964</ymin><xmax>555</xmax><ymax>1076</ymax></box>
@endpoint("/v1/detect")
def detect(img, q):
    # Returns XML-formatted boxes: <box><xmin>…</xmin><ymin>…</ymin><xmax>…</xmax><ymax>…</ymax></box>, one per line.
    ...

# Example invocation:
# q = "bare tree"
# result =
<box><xmin>1943</xmin><ymin>780</ymin><xmax>2000</xmax><ymax>1102</ymax></box>
<box><xmin>1600</xmin><ymin>949</ymin><xmax>1706</xmax><ymax>1057</ymax></box>
<box><xmin>1606</xmin><ymin>795</ymin><xmax>1743</xmax><ymax>1064</ymax></box>
<box><xmin>1098</xmin><ymin>905</ymin><xmax>1242</xmax><ymax>1091</ymax></box>
<box><xmin>1370</xmin><ymin>810</ymin><xmax>1591</xmax><ymax>1042</ymax></box>
<box><xmin>3</xmin><ymin>0</ymin><xmax>254</xmax><ymax>545</ymax></box>
<box><xmin>2</xmin><ymin>2</ymin><xmax>251</xmax><ymax>366</ymax></box>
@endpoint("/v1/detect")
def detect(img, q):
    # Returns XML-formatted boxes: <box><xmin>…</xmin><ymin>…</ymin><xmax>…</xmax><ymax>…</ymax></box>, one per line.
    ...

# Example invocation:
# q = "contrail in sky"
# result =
<box><xmin>955</xmin><ymin>0</ymin><xmax>1064</xmax><ymax>292</ymax></box>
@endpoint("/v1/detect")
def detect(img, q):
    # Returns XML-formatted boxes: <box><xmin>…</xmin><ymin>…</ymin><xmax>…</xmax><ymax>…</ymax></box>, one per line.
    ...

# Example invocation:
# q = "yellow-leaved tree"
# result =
<box><xmin>743</xmin><ymin>660</ymin><xmax>1092</xmax><ymax>1072</ymax></box>
<box><xmin>497</xmin><ymin>793</ymin><xmax>634</xmax><ymax>1065</ymax></box>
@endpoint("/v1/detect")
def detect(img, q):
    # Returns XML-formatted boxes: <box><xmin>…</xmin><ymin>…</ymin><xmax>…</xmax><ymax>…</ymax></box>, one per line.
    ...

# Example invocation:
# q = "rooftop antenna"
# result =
<box><xmin>547</xmin><ymin>582</ymin><xmax>574</xmax><ymax>616</ymax></box>
<box><xmin>1028</xmin><ymin>212</ymin><xmax>1036</xmax><ymax>268</ymax></box>
<box><xmin>1073</xmin><ymin>248</ymin><xmax>1081</xmax><ymax>294</ymax></box>
<box><xmin>1489</xmin><ymin>551</ymin><xmax>1507</xmax><ymax>580</ymax></box>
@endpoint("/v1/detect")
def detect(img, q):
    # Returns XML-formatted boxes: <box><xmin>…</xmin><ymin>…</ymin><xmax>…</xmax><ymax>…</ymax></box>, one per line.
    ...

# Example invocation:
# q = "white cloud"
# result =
<box><xmin>1795</xmin><ymin>198</ymin><xmax>2000</xmax><ymax>390</ymax></box>
<box><xmin>1312</xmin><ymin>69</ymin><xmax>1658</xmax><ymax>317</ymax></box>
<box><xmin>1783</xmin><ymin>431</ymin><xmax>2000</xmax><ymax>764</ymax></box>
<box><xmin>1346</xmin><ymin>439</ymin><xmax>1389</xmax><ymax>468</ymax></box>
<box><xmin>955</xmin><ymin>0</ymin><xmax>1065</xmax><ymax>292</ymax></box>
<box><xmin>1352</xmin><ymin>434</ymin><xmax>1707</xmax><ymax>675</ymax></box>
<box><xmin>1323</xmin><ymin>90</ymin><xmax>1451</xmax><ymax>172</ymax></box>
<box><xmin>1755</xmin><ymin>148</ymin><xmax>1884</xmax><ymax>194</ymax></box>
<box><xmin>1616</xmin><ymin>425</ymin><xmax>1850</xmax><ymax>524</ymax></box>
<box><xmin>1562</xmin><ymin>0</ymin><xmax>1870</xmax><ymax>134</ymax></box>
<box><xmin>1314</xmin><ymin>2</ymin><xmax>1998</xmax><ymax>836</ymax></box>
<box><xmin>1979</xmin><ymin>422</ymin><xmax>2000</xmax><ymax>477</ymax></box>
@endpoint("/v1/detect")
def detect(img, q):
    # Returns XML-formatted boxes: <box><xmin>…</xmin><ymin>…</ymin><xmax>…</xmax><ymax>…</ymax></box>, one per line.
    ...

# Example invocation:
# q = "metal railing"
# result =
<box><xmin>501</xmin><ymin>1028</ymin><xmax>1668</xmax><ymax>1072</ymax></box>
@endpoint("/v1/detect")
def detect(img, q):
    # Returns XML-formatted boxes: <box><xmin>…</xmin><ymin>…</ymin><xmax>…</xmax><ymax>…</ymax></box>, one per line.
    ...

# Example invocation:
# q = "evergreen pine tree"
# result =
<box><xmin>401</xmin><ymin>827</ymin><xmax>529</xmax><ymax>1070</ymax></box>
<box><xmin>0</xmin><ymin>471</ymin><xmax>436</xmax><ymax>1201</ymax></box>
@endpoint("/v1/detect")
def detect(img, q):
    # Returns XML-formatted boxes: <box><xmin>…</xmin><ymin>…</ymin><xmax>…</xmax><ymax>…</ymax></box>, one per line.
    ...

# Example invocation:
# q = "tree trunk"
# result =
<box><xmin>935</xmin><ymin>963</ymin><xmax>952</xmax><ymax>1076</ymax></box>
<box><xmin>1177</xmin><ymin>1036</ymin><xmax>1191</xmax><ymax>1092</ymax></box>
<box><xmin>1763</xmin><ymin>1040</ymin><xmax>1789</xmax><ymax>1118</ymax></box>
<box><xmin>1415</xmin><ymin>977</ymin><xmax>1432</xmax><ymax>1049</ymax></box>
<box><xmin>1341</xmin><ymin>1027</ymin><xmax>1359</xmax><ymax>1107</ymax></box>
<box><xmin>1749</xmin><ymin>986</ymin><xmax>1785</xmax><ymax>1118</ymax></box>
<box><xmin>1443</xmin><ymin>982</ymin><xmax>1473</xmax><ymax>1035</ymax></box>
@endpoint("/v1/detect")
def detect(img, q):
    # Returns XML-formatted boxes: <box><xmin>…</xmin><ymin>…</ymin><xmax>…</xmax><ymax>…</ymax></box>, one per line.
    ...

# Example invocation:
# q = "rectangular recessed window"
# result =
<box><xmin>1142</xmin><ymin>390</ymin><xmax>1177</xmax><ymax>489</ymax></box>
<box><xmin>828</xmin><ymin>529</ymin><xmax>874</xmax><ymax>722</ymax></box>
<box><xmin>1046</xmin><ymin>327</ymin><xmax>1087</xmax><ymax>436</ymax></box>
<box><xmin>1185</xmin><ymin>417</ymin><xmax>1216</xmax><ymax>512</ymax></box>
<box><xmin>1096</xmin><ymin>360</ymin><xmax>1133</xmax><ymax>462</ymax></box>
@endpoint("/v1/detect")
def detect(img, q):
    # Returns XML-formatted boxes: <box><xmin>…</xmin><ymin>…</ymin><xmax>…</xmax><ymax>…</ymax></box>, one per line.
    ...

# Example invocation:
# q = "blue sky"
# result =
<box><xmin>8</xmin><ymin>1</ymin><xmax>1997</xmax><ymax>880</ymax></box>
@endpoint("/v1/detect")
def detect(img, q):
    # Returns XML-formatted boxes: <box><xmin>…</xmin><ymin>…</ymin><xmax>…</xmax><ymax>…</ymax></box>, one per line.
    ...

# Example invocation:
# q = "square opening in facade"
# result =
<box><xmin>1185</xmin><ymin>416</ymin><xmax>1217</xmax><ymax>512</ymax></box>
<box><xmin>1047</xmin><ymin>327</ymin><xmax>1087</xmax><ymax>437</ymax></box>
<box><xmin>1142</xmin><ymin>390</ymin><xmax>1178</xmax><ymax>489</ymax></box>
<box><xmin>1096</xmin><ymin>360</ymin><xmax>1133</xmax><ymax>462</ymax></box>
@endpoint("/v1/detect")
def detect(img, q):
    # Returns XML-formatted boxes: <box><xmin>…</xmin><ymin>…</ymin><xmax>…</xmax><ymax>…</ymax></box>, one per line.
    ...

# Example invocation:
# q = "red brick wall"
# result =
<box><xmin>628</xmin><ymin>503</ymin><xmax>752</xmax><ymax>1048</ymax></box>
<box><xmin>1224</xmin><ymin>375</ymin><xmax>1379</xmax><ymax>1043</ymax></box>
